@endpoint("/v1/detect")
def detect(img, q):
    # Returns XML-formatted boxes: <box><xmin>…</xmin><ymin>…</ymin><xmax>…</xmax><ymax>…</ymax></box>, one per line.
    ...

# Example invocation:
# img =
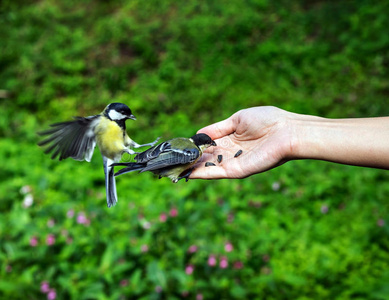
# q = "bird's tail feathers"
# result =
<box><xmin>113</xmin><ymin>163</ymin><xmax>145</xmax><ymax>177</ymax></box>
<box><xmin>103</xmin><ymin>157</ymin><xmax>118</xmax><ymax>208</ymax></box>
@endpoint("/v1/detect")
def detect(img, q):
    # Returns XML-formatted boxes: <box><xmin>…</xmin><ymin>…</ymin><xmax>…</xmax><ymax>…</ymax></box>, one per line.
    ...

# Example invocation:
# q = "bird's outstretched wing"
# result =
<box><xmin>38</xmin><ymin>116</ymin><xmax>99</xmax><ymax>161</ymax></box>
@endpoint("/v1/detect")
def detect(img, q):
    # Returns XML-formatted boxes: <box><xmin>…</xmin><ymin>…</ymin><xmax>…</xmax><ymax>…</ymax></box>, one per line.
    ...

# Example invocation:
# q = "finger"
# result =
<box><xmin>195</xmin><ymin>152</ymin><xmax>217</xmax><ymax>163</ymax></box>
<box><xmin>190</xmin><ymin>164</ymin><xmax>227</xmax><ymax>179</ymax></box>
<box><xmin>190</xmin><ymin>150</ymin><xmax>237</xmax><ymax>179</ymax></box>
<box><xmin>197</xmin><ymin>115</ymin><xmax>237</xmax><ymax>140</ymax></box>
<box><xmin>190</xmin><ymin>152</ymin><xmax>222</xmax><ymax>179</ymax></box>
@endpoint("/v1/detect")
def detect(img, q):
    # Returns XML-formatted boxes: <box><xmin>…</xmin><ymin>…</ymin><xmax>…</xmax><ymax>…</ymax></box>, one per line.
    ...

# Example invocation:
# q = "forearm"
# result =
<box><xmin>290</xmin><ymin>113</ymin><xmax>389</xmax><ymax>169</ymax></box>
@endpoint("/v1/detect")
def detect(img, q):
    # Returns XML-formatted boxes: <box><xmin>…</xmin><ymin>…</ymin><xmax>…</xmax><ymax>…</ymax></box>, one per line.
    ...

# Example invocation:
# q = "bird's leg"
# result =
<box><xmin>123</xmin><ymin>148</ymin><xmax>139</xmax><ymax>155</ymax></box>
<box><xmin>176</xmin><ymin>168</ymin><xmax>194</xmax><ymax>183</ymax></box>
<box><xmin>130</xmin><ymin>137</ymin><xmax>160</xmax><ymax>149</ymax></box>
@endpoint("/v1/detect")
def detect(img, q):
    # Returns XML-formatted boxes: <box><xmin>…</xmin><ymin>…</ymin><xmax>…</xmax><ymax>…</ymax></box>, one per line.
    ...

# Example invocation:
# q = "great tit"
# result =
<box><xmin>38</xmin><ymin>102</ymin><xmax>159</xmax><ymax>207</ymax></box>
<box><xmin>112</xmin><ymin>133</ymin><xmax>216</xmax><ymax>182</ymax></box>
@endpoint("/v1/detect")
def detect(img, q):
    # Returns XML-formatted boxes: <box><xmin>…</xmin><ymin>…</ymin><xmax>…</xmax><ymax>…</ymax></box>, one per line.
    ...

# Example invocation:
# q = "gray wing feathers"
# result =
<box><xmin>141</xmin><ymin>148</ymin><xmax>199</xmax><ymax>172</ymax></box>
<box><xmin>134</xmin><ymin>142</ymin><xmax>171</xmax><ymax>163</ymax></box>
<box><xmin>38</xmin><ymin>116</ymin><xmax>99</xmax><ymax>161</ymax></box>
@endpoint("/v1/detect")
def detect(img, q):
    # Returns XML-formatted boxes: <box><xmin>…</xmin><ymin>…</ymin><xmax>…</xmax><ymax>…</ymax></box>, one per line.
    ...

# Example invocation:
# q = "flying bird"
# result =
<box><xmin>38</xmin><ymin>102</ymin><xmax>159</xmax><ymax>207</ymax></box>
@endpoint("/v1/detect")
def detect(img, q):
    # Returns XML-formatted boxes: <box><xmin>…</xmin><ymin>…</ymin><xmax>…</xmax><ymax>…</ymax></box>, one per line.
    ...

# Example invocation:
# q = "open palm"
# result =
<box><xmin>190</xmin><ymin>106</ymin><xmax>294</xmax><ymax>179</ymax></box>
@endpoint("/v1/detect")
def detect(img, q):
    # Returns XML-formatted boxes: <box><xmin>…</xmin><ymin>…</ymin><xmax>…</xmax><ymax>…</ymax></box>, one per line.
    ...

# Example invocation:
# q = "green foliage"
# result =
<box><xmin>1</xmin><ymin>0</ymin><xmax>389</xmax><ymax>299</ymax></box>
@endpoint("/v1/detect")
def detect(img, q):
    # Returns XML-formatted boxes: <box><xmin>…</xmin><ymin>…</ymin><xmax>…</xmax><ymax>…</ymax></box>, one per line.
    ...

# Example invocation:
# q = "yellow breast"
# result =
<box><xmin>94</xmin><ymin>117</ymin><xmax>126</xmax><ymax>160</ymax></box>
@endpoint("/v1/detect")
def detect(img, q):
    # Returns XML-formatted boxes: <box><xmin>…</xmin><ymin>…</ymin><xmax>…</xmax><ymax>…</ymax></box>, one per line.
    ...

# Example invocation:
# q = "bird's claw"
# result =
<box><xmin>135</xmin><ymin>137</ymin><xmax>160</xmax><ymax>148</ymax></box>
<box><xmin>176</xmin><ymin>168</ymin><xmax>193</xmax><ymax>183</ymax></box>
<box><xmin>151</xmin><ymin>137</ymin><xmax>161</xmax><ymax>146</ymax></box>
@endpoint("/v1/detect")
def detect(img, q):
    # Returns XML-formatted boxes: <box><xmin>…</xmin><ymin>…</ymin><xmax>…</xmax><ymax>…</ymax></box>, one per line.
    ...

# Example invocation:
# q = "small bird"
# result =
<box><xmin>112</xmin><ymin>133</ymin><xmax>216</xmax><ymax>182</ymax></box>
<box><xmin>38</xmin><ymin>102</ymin><xmax>159</xmax><ymax>207</ymax></box>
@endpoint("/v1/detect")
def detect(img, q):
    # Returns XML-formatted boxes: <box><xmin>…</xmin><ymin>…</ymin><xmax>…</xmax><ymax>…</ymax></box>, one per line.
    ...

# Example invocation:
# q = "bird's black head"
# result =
<box><xmin>104</xmin><ymin>103</ymin><xmax>136</xmax><ymax>121</ymax></box>
<box><xmin>190</xmin><ymin>133</ymin><xmax>217</xmax><ymax>148</ymax></box>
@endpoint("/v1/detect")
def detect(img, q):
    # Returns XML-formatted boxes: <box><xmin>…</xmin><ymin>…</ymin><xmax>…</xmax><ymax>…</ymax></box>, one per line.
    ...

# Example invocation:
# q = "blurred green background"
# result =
<box><xmin>1</xmin><ymin>0</ymin><xmax>389</xmax><ymax>299</ymax></box>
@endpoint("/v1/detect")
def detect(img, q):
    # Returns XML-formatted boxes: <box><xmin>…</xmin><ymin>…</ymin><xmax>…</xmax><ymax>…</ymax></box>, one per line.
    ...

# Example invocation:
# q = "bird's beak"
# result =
<box><xmin>129</xmin><ymin>114</ymin><xmax>136</xmax><ymax>120</ymax></box>
<box><xmin>211</xmin><ymin>140</ymin><xmax>217</xmax><ymax>146</ymax></box>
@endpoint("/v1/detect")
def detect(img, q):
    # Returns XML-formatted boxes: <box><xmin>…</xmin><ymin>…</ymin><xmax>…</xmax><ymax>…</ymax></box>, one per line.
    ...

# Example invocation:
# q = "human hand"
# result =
<box><xmin>190</xmin><ymin>106</ymin><xmax>296</xmax><ymax>179</ymax></box>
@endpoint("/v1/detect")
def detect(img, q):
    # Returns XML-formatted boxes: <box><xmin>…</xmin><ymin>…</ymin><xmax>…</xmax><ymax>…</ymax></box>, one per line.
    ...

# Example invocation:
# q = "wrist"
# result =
<box><xmin>287</xmin><ymin>112</ymin><xmax>329</xmax><ymax>161</ymax></box>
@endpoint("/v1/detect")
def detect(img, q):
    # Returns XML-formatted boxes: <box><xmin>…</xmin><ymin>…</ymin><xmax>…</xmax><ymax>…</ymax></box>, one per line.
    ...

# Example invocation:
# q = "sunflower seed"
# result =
<box><xmin>234</xmin><ymin>150</ymin><xmax>243</xmax><ymax>158</ymax></box>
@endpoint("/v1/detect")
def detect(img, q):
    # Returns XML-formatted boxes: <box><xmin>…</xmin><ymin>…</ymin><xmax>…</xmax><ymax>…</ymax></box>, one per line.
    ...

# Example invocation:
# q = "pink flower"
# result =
<box><xmin>120</xmin><ymin>279</ymin><xmax>128</xmax><ymax>287</ymax></box>
<box><xmin>377</xmin><ymin>219</ymin><xmax>385</xmax><ymax>227</ymax></box>
<box><xmin>320</xmin><ymin>205</ymin><xmax>329</xmax><ymax>214</ymax></box>
<box><xmin>233</xmin><ymin>261</ymin><xmax>244</xmax><ymax>269</ymax></box>
<box><xmin>5</xmin><ymin>265</ymin><xmax>12</xmax><ymax>273</ymax></box>
<box><xmin>188</xmin><ymin>245</ymin><xmax>198</xmax><ymax>253</ymax></box>
<box><xmin>141</xmin><ymin>244</ymin><xmax>149</xmax><ymax>253</ymax></box>
<box><xmin>225</xmin><ymin>242</ymin><xmax>233</xmax><ymax>252</ymax></box>
<box><xmin>66</xmin><ymin>209</ymin><xmax>74</xmax><ymax>218</ymax></box>
<box><xmin>181</xmin><ymin>291</ymin><xmax>189</xmax><ymax>297</ymax></box>
<box><xmin>155</xmin><ymin>286</ymin><xmax>162</xmax><ymax>293</ymax></box>
<box><xmin>40</xmin><ymin>281</ymin><xmax>50</xmax><ymax>293</ymax></box>
<box><xmin>30</xmin><ymin>236</ymin><xmax>38</xmax><ymax>247</ymax></box>
<box><xmin>196</xmin><ymin>293</ymin><xmax>203</xmax><ymax>300</ymax></box>
<box><xmin>208</xmin><ymin>255</ymin><xmax>217</xmax><ymax>267</ymax></box>
<box><xmin>46</xmin><ymin>234</ymin><xmax>55</xmax><ymax>246</ymax></box>
<box><xmin>47</xmin><ymin>289</ymin><xmax>56</xmax><ymax>300</ymax></box>
<box><xmin>77</xmin><ymin>212</ymin><xmax>90</xmax><ymax>225</ymax></box>
<box><xmin>220</xmin><ymin>256</ymin><xmax>228</xmax><ymax>269</ymax></box>
<box><xmin>185</xmin><ymin>264</ymin><xmax>194</xmax><ymax>275</ymax></box>
<box><xmin>169</xmin><ymin>207</ymin><xmax>178</xmax><ymax>217</ymax></box>
<box><xmin>227</xmin><ymin>213</ymin><xmax>234</xmax><ymax>223</ymax></box>
<box><xmin>47</xmin><ymin>219</ymin><xmax>55</xmax><ymax>228</ymax></box>
<box><xmin>159</xmin><ymin>213</ymin><xmax>167</xmax><ymax>223</ymax></box>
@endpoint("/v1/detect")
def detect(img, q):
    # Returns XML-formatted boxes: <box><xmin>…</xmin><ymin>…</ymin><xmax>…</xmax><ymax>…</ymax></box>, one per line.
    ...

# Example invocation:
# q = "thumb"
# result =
<box><xmin>197</xmin><ymin>114</ymin><xmax>237</xmax><ymax>140</ymax></box>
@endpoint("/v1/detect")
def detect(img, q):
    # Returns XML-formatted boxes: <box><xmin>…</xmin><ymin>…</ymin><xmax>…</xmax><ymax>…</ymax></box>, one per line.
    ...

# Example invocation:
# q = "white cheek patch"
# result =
<box><xmin>108</xmin><ymin>110</ymin><xmax>127</xmax><ymax>120</ymax></box>
<box><xmin>199</xmin><ymin>144</ymin><xmax>211</xmax><ymax>152</ymax></box>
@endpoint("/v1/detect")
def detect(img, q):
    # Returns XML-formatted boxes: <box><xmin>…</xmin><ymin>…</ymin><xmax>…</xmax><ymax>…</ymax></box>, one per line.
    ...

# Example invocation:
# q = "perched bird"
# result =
<box><xmin>113</xmin><ymin>133</ymin><xmax>216</xmax><ymax>182</ymax></box>
<box><xmin>38</xmin><ymin>102</ymin><xmax>159</xmax><ymax>207</ymax></box>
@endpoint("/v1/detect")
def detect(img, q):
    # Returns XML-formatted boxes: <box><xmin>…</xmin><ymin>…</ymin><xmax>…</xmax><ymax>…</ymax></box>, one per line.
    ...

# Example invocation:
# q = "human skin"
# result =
<box><xmin>190</xmin><ymin>106</ymin><xmax>389</xmax><ymax>179</ymax></box>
